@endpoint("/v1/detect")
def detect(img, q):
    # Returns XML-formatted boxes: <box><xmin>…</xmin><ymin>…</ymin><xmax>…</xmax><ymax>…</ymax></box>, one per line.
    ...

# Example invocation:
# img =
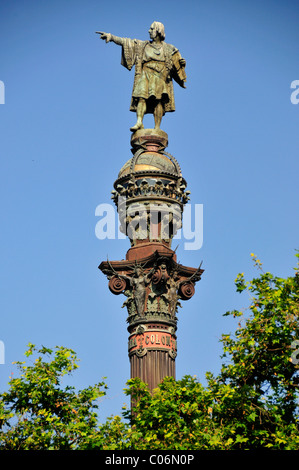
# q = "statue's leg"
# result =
<box><xmin>130</xmin><ymin>99</ymin><xmax>146</xmax><ymax>132</ymax></box>
<box><xmin>154</xmin><ymin>101</ymin><xmax>163</xmax><ymax>129</ymax></box>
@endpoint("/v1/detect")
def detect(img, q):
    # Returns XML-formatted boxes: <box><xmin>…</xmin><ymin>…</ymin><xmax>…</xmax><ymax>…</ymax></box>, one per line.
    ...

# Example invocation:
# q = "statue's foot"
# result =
<box><xmin>130</xmin><ymin>122</ymin><xmax>144</xmax><ymax>132</ymax></box>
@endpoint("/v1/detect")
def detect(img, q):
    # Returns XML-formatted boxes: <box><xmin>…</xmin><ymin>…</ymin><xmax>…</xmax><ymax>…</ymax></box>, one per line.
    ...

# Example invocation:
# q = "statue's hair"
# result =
<box><xmin>151</xmin><ymin>21</ymin><xmax>165</xmax><ymax>40</ymax></box>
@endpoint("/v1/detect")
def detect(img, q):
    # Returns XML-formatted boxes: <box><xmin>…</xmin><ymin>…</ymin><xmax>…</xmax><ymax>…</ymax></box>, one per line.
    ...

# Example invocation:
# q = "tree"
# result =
<box><xmin>0</xmin><ymin>345</ymin><xmax>108</xmax><ymax>449</ymax></box>
<box><xmin>214</xmin><ymin>253</ymin><xmax>299</xmax><ymax>448</ymax></box>
<box><xmin>1</xmin><ymin>254</ymin><xmax>298</xmax><ymax>449</ymax></box>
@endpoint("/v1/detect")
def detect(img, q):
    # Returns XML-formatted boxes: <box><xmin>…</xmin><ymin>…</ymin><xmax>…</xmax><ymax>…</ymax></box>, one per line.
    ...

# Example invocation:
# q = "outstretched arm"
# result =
<box><xmin>96</xmin><ymin>31</ymin><xmax>124</xmax><ymax>46</ymax></box>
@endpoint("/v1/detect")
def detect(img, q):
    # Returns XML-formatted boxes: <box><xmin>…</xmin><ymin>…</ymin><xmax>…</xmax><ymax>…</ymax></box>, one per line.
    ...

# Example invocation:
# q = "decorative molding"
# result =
<box><xmin>136</xmin><ymin>347</ymin><xmax>147</xmax><ymax>357</ymax></box>
<box><xmin>108</xmin><ymin>275</ymin><xmax>127</xmax><ymax>295</ymax></box>
<box><xmin>179</xmin><ymin>281</ymin><xmax>195</xmax><ymax>300</ymax></box>
<box><xmin>111</xmin><ymin>177</ymin><xmax>190</xmax><ymax>207</ymax></box>
<box><xmin>101</xmin><ymin>254</ymin><xmax>203</xmax><ymax>326</ymax></box>
<box><xmin>136</xmin><ymin>324</ymin><xmax>145</xmax><ymax>334</ymax></box>
<box><xmin>168</xmin><ymin>349</ymin><xmax>177</xmax><ymax>359</ymax></box>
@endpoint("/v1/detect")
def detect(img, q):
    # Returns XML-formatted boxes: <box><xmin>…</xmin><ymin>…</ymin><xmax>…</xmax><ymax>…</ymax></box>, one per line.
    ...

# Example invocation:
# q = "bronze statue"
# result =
<box><xmin>166</xmin><ymin>271</ymin><xmax>181</xmax><ymax>318</ymax></box>
<box><xmin>109</xmin><ymin>264</ymin><xmax>155</xmax><ymax>317</ymax></box>
<box><xmin>130</xmin><ymin>266</ymin><xmax>154</xmax><ymax>316</ymax></box>
<box><xmin>96</xmin><ymin>21</ymin><xmax>186</xmax><ymax>131</ymax></box>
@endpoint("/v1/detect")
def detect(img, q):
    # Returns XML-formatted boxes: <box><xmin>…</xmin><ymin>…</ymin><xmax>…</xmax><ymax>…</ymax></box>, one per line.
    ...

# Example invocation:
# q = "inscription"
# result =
<box><xmin>128</xmin><ymin>330</ymin><xmax>176</xmax><ymax>353</ymax></box>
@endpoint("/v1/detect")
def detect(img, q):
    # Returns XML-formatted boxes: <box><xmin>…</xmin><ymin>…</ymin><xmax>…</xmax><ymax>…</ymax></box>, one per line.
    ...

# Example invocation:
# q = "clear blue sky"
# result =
<box><xmin>0</xmin><ymin>0</ymin><xmax>298</xmax><ymax>421</ymax></box>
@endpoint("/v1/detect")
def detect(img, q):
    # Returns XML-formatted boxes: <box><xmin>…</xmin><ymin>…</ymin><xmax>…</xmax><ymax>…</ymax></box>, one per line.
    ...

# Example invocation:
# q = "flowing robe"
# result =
<box><xmin>120</xmin><ymin>38</ymin><xmax>186</xmax><ymax>115</ymax></box>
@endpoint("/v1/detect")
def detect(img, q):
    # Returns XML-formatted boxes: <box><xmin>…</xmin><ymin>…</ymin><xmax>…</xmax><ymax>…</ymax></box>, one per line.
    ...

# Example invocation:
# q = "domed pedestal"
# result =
<box><xmin>111</xmin><ymin>129</ymin><xmax>189</xmax><ymax>255</ymax></box>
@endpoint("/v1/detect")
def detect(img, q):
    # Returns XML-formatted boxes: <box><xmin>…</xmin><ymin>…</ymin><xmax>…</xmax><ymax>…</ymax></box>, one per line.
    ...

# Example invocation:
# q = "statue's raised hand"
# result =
<box><xmin>95</xmin><ymin>31</ymin><xmax>111</xmax><ymax>43</ymax></box>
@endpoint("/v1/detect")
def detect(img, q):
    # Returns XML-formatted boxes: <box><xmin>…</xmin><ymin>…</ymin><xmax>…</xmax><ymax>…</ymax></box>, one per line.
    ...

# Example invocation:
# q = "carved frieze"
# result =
<box><xmin>100</xmin><ymin>253</ymin><xmax>203</xmax><ymax>327</ymax></box>
<box><xmin>111</xmin><ymin>177</ymin><xmax>191</xmax><ymax>207</ymax></box>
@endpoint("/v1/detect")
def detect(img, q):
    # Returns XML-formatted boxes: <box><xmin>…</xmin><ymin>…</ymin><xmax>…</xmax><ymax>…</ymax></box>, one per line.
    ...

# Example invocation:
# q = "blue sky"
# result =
<box><xmin>0</xmin><ymin>0</ymin><xmax>298</xmax><ymax>421</ymax></box>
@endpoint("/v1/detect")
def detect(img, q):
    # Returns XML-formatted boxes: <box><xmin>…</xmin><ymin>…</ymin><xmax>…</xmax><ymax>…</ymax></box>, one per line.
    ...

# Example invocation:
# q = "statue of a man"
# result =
<box><xmin>96</xmin><ymin>21</ymin><xmax>186</xmax><ymax>131</ymax></box>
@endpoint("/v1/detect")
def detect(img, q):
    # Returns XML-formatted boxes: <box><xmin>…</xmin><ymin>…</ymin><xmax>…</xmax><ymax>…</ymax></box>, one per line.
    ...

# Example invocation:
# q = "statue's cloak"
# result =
<box><xmin>120</xmin><ymin>38</ymin><xmax>186</xmax><ymax>114</ymax></box>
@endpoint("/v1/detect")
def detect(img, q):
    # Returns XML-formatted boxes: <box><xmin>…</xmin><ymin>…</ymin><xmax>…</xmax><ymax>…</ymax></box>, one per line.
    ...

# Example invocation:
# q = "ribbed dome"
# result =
<box><xmin>118</xmin><ymin>151</ymin><xmax>180</xmax><ymax>178</ymax></box>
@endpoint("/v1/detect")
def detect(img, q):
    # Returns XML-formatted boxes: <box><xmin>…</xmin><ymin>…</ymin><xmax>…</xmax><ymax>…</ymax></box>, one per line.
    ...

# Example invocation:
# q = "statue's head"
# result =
<box><xmin>149</xmin><ymin>21</ymin><xmax>165</xmax><ymax>41</ymax></box>
<box><xmin>134</xmin><ymin>266</ymin><xmax>143</xmax><ymax>276</ymax></box>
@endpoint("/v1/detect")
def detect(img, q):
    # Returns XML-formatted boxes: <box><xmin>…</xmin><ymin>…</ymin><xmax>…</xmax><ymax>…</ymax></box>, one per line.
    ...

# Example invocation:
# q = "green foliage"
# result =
<box><xmin>1</xmin><ymin>253</ymin><xmax>298</xmax><ymax>449</ymax></box>
<box><xmin>221</xmin><ymin>253</ymin><xmax>299</xmax><ymax>415</ymax></box>
<box><xmin>121</xmin><ymin>376</ymin><xmax>218</xmax><ymax>449</ymax></box>
<box><xmin>0</xmin><ymin>345</ymin><xmax>107</xmax><ymax>449</ymax></box>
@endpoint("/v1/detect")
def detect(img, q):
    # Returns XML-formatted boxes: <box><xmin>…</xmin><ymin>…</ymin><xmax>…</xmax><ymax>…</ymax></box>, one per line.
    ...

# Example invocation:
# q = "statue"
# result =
<box><xmin>96</xmin><ymin>21</ymin><xmax>186</xmax><ymax>132</ymax></box>
<box><xmin>166</xmin><ymin>270</ymin><xmax>181</xmax><ymax>318</ymax></box>
<box><xmin>166</xmin><ymin>263</ymin><xmax>203</xmax><ymax>317</ymax></box>
<box><xmin>108</xmin><ymin>263</ymin><xmax>156</xmax><ymax>316</ymax></box>
<box><xmin>130</xmin><ymin>266</ymin><xmax>155</xmax><ymax>316</ymax></box>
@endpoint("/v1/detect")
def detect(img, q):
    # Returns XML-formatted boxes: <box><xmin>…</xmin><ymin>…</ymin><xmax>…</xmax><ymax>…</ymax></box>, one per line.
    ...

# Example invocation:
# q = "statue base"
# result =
<box><xmin>126</xmin><ymin>241</ymin><xmax>175</xmax><ymax>262</ymax></box>
<box><xmin>131</xmin><ymin>128</ymin><xmax>168</xmax><ymax>154</ymax></box>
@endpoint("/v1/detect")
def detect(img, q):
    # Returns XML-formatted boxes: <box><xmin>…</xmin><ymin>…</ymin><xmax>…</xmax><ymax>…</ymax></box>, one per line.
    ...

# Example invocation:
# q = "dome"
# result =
<box><xmin>112</xmin><ymin>128</ymin><xmax>187</xmax><ymax>205</ymax></box>
<box><xmin>118</xmin><ymin>151</ymin><xmax>180</xmax><ymax>178</ymax></box>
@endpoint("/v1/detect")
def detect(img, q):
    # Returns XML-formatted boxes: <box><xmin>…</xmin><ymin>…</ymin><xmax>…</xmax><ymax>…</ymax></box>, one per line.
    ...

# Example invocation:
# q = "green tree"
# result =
<box><xmin>214</xmin><ymin>253</ymin><xmax>299</xmax><ymax>448</ymax></box>
<box><xmin>0</xmin><ymin>345</ymin><xmax>108</xmax><ymax>449</ymax></box>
